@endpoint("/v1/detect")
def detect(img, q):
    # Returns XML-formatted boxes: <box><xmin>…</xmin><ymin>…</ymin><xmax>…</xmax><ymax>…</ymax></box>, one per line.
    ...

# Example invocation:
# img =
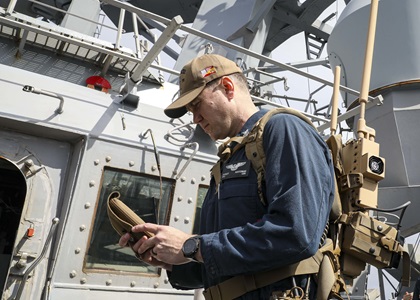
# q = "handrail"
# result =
<box><xmin>176</xmin><ymin>142</ymin><xmax>199</xmax><ymax>180</ymax></box>
<box><xmin>1</xmin><ymin>0</ymin><xmax>374</xmax><ymax>129</ymax></box>
<box><xmin>101</xmin><ymin>0</ymin><xmax>369</xmax><ymax>101</ymax></box>
<box><xmin>27</xmin><ymin>0</ymin><xmax>119</xmax><ymax>32</ymax></box>
<box><xmin>22</xmin><ymin>85</ymin><xmax>64</xmax><ymax>114</ymax></box>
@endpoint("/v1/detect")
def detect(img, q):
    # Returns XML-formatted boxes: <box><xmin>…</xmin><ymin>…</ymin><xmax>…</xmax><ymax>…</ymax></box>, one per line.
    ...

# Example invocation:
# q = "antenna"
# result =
<box><xmin>331</xmin><ymin>2</ymin><xmax>410</xmax><ymax>287</ymax></box>
<box><xmin>357</xmin><ymin>0</ymin><xmax>379</xmax><ymax>140</ymax></box>
<box><xmin>339</xmin><ymin>0</ymin><xmax>385</xmax><ymax>210</ymax></box>
<box><xmin>330</xmin><ymin>66</ymin><xmax>341</xmax><ymax>136</ymax></box>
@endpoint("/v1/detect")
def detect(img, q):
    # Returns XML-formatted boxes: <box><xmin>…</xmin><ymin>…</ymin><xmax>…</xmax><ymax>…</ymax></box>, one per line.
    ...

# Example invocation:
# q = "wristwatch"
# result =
<box><xmin>182</xmin><ymin>236</ymin><xmax>201</xmax><ymax>261</ymax></box>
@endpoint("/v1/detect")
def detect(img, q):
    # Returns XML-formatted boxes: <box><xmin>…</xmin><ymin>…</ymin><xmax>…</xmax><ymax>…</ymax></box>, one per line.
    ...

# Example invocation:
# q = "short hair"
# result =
<box><xmin>205</xmin><ymin>72</ymin><xmax>249</xmax><ymax>91</ymax></box>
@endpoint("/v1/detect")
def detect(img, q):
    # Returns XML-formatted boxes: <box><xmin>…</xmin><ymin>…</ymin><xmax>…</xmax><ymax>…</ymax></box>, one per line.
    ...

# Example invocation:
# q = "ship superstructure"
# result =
<box><xmin>0</xmin><ymin>0</ymin><xmax>419</xmax><ymax>299</ymax></box>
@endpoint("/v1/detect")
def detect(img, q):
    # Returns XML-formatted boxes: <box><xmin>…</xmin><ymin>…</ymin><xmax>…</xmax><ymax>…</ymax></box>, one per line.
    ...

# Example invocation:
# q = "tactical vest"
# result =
<box><xmin>206</xmin><ymin>107</ymin><xmax>410</xmax><ymax>300</ymax></box>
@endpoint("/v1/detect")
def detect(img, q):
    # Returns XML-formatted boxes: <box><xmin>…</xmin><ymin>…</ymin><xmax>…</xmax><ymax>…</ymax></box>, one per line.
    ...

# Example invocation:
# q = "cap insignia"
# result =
<box><xmin>201</xmin><ymin>66</ymin><xmax>216</xmax><ymax>78</ymax></box>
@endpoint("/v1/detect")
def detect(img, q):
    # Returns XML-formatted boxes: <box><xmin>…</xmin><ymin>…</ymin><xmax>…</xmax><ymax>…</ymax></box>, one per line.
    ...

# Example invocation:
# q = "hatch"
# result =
<box><xmin>0</xmin><ymin>157</ymin><xmax>27</xmax><ymax>294</ymax></box>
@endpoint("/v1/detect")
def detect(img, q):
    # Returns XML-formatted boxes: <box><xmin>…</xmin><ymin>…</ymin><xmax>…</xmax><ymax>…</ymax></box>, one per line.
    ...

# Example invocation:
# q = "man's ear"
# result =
<box><xmin>221</xmin><ymin>76</ymin><xmax>234</xmax><ymax>99</ymax></box>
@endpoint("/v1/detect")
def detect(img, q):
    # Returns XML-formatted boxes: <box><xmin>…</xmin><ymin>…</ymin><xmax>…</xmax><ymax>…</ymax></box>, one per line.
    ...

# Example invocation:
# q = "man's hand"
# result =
<box><xmin>119</xmin><ymin>232</ymin><xmax>172</xmax><ymax>270</ymax></box>
<box><xmin>119</xmin><ymin>223</ymin><xmax>196</xmax><ymax>268</ymax></box>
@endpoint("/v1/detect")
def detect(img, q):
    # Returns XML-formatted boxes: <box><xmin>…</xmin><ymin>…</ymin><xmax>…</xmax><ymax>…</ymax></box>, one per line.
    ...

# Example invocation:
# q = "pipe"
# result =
<box><xmin>14</xmin><ymin>218</ymin><xmax>60</xmax><ymax>300</ymax></box>
<box><xmin>22</xmin><ymin>85</ymin><xmax>64</xmax><ymax>114</ymax></box>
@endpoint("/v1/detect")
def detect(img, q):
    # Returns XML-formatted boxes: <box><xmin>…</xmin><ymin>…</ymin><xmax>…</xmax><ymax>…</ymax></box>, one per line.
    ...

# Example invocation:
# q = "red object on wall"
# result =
<box><xmin>86</xmin><ymin>76</ymin><xmax>111</xmax><ymax>93</ymax></box>
<box><xmin>27</xmin><ymin>225</ymin><xmax>35</xmax><ymax>237</ymax></box>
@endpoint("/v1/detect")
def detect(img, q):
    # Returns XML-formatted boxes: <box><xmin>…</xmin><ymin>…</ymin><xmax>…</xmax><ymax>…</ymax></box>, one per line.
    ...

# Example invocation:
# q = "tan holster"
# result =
<box><xmin>107</xmin><ymin>191</ymin><xmax>153</xmax><ymax>241</ymax></box>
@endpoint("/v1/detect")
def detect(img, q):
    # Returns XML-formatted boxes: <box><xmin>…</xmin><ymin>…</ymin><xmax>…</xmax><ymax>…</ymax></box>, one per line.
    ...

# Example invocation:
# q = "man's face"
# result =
<box><xmin>186</xmin><ymin>82</ymin><xmax>232</xmax><ymax>140</ymax></box>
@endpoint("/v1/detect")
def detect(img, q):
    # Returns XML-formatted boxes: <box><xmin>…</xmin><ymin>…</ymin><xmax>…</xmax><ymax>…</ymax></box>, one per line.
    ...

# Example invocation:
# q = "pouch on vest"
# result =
<box><xmin>341</xmin><ymin>211</ymin><xmax>402</xmax><ymax>268</ymax></box>
<box><xmin>338</xmin><ymin>211</ymin><xmax>410</xmax><ymax>285</ymax></box>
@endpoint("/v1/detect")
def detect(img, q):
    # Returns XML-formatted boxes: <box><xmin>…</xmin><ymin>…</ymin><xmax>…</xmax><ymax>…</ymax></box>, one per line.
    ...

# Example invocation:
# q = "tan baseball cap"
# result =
<box><xmin>164</xmin><ymin>54</ymin><xmax>242</xmax><ymax>118</ymax></box>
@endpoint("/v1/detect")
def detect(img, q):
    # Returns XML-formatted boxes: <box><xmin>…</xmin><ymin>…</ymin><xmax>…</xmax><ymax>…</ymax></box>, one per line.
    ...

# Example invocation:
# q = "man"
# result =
<box><xmin>119</xmin><ymin>54</ymin><xmax>335</xmax><ymax>299</ymax></box>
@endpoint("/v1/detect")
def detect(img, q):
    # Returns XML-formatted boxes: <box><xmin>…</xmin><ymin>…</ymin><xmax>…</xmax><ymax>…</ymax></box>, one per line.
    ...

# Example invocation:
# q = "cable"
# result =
<box><xmin>141</xmin><ymin>129</ymin><xmax>162</xmax><ymax>224</ymax></box>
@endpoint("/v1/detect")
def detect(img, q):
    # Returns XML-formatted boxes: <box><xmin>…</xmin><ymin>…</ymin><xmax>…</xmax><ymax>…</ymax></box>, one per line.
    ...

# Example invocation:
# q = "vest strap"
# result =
<box><xmin>203</xmin><ymin>251</ymin><xmax>324</xmax><ymax>300</ymax></box>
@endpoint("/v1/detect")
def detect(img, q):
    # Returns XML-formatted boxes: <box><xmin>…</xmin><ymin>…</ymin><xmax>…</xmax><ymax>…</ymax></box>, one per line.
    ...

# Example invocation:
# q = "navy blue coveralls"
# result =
<box><xmin>169</xmin><ymin>110</ymin><xmax>335</xmax><ymax>299</ymax></box>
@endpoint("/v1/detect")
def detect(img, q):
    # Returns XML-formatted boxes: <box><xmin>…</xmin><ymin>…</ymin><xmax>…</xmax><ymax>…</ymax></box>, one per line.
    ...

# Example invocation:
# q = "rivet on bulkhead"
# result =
<box><xmin>174</xmin><ymin>216</ymin><xmax>180</xmax><ymax>222</ymax></box>
<box><xmin>70</xmin><ymin>270</ymin><xmax>77</xmax><ymax>278</ymax></box>
<box><xmin>154</xmin><ymin>282</ymin><xmax>159</xmax><ymax>288</ymax></box>
<box><xmin>180</xmin><ymin>177</ymin><xmax>186</xmax><ymax>182</ymax></box>
<box><xmin>177</xmin><ymin>196</ymin><xmax>183</xmax><ymax>202</ymax></box>
<box><xmin>152</xmin><ymin>165</ymin><xmax>157</xmax><ymax>171</ymax></box>
<box><xmin>89</xmin><ymin>180</ymin><xmax>95</xmax><ymax>187</ymax></box>
<box><xmin>187</xmin><ymin>197</ymin><xmax>193</xmax><ymax>204</ymax></box>
<box><xmin>80</xmin><ymin>278</ymin><xmax>87</xmax><ymax>284</ymax></box>
<box><xmin>79</xmin><ymin>225</ymin><xmax>86</xmax><ymax>231</ymax></box>
<box><xmin>94</xmin><ymin>159</ymin><xmax>100</xmax><ymax>166</ymax></box>
<box><xmin>201</xmin><ymin>175</ymin><xmax>206</xmax><ymax>181</ymax></box>
<box><xmin>184</xmin><ymin>217</ymin><xmax>190</xmax><ymax>224</ymax></box>
<box><xmin>105</xmin><ymin>156</ymin><xmax>111</xmax><ymax>162</ymax></box>
<box><xmin>129</xmin><ymin>161</ymin><xmax>135</xmax><ymax>167</ymax></box>
<box><xmin>191</xmin><ymin>178</ymin><xmax>196</xmax><ymax>184</ymax></box>
<box><xmin>106</xmin><ymin>279</ymin><xmax>112</xmax><ymax>286</ymax></box>
<box><xmin>75</xmin><ymin>248</ymin><xmax>81</xmax><ymax>254</ymax></box>
<box><xmin>84</xmin><ymin>202</ymin><xmax>91</xmax><ymax>209</ymax></box>
<box><xmin>130</xmin><ymin>281</ymin><xmax>136</xmax><ymax>287</ymax></box>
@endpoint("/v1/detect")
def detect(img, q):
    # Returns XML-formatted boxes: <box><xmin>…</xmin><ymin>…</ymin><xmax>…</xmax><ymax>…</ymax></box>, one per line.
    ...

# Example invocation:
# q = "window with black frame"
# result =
<box><xmin>85</xmin><ymin>167</ymin><xmax>174</xmax><ymax>275</ymax></box>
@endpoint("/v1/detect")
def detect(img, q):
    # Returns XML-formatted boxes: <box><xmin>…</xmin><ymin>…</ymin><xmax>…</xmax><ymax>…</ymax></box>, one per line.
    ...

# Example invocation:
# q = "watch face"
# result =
<box><xmin>183</xmin><ymin>237</ymin><xmax>198</xmax><ymax>257</ymax></box>
<box><xmin>184</xmin><ymin>239</ymin><xmax>196</xmax><ymax>253</ymax></box>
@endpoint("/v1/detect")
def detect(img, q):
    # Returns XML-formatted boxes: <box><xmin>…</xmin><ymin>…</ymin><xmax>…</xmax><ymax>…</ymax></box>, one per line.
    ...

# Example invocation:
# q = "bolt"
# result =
<box><xmin>15</xmin><ymin>261</ymin><xmax>26</xmax><ymax>269</ymax></box>
<box><xmin>25</xmin><ymin>159</ymin><xmax>34</xmax><ymax>167</ymax></box>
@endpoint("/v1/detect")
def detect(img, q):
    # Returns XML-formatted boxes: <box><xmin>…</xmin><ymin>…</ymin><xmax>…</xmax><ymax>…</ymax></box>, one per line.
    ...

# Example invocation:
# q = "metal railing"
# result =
<box><xmin>0</xmin><ymin>0</ymin><xmax>371</xmax><ymax>133</ymax></box>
